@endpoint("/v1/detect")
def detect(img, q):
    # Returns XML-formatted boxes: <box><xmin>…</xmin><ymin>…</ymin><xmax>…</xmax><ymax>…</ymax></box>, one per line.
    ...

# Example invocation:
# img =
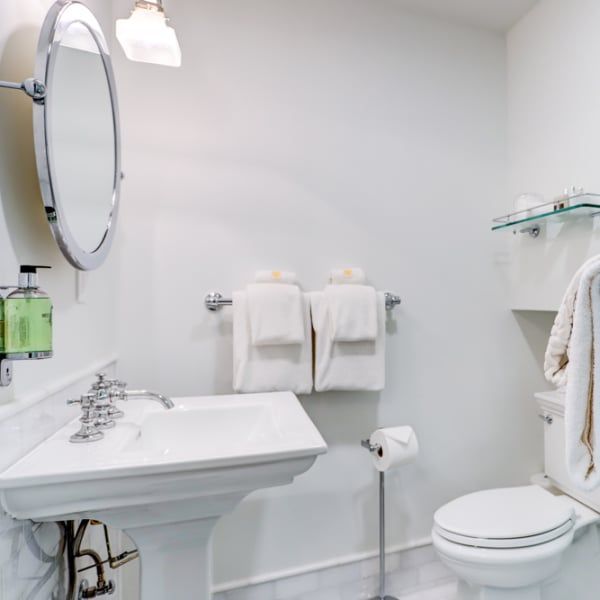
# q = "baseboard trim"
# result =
<box><xmin>212</xmin><ymin>535</ymin><xmax>433</xmax><ymax>593</ymax></box>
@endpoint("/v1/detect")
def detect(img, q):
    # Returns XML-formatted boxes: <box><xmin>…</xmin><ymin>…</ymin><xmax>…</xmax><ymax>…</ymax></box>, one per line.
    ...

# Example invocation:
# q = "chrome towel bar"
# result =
<box><xmin>205</xmin><ymin>291</ymin><xmax>402</xmax><ymax>312</ymax></box>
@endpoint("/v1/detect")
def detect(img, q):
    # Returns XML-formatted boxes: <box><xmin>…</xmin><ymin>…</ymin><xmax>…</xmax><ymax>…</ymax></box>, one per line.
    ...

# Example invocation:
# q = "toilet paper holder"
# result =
<box><xmin>361</xmin><ymin>439</ymin><xmax>382</xmax><ymax>454</ymax></box>
<box><xmin>361</xmin><ymin>438</ymin><xmax>399</xmax><ymax>600</ymax></box>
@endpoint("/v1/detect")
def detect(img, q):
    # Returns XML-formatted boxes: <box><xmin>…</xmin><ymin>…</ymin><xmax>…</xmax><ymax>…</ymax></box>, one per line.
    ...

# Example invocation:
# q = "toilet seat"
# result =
<box><xmin>433</xmin><ymin>485</ymin><xmax>575</xmax><ymax>550</ymax></box>
<box><xmin>434</xmin><ymin>518</ymin><xmax>573</xmax><ymax>549</ymax></box>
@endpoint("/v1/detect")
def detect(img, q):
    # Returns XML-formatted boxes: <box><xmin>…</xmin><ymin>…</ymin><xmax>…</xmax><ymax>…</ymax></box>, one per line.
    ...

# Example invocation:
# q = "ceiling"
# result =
<box><xmin>392</xmin><ymin>0</ymin><xmax>539</xmax><ymax>32</ymax></box>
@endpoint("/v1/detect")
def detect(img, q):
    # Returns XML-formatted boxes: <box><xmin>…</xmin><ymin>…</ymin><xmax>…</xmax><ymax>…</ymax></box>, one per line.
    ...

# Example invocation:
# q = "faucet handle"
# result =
<box><xmin>92</xmin><ymin>372</ymin><xmax>110</xmax><ymax>391</ymax></box>
<box><xmin>107</xmin><ymin>379</ymin><xmax>127</xmax><ymax>389</ymax></box>
<box><xmin>67</xmin><ymin>392</ymin><xmax>97</xmax><ymax>407</ymax></box>
<box><xmin>68</xmin><ymin>393</ymin><xmax>104</xmax><ymax>443</ymax></box>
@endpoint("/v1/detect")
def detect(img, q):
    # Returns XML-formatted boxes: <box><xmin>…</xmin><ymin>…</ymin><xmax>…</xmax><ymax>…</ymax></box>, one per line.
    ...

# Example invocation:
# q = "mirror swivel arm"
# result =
<box><xmin>0</xmin><ymin>78</ymin><xmax>46</xmax><ymax>103</ymax></box>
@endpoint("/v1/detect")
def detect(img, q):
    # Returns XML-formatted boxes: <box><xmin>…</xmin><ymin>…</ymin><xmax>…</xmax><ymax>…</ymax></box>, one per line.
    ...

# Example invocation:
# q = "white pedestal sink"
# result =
<box><xmin>0</xmin><ymin>392</ymin><xmax>327</xmax><ymax>599</ymax></box>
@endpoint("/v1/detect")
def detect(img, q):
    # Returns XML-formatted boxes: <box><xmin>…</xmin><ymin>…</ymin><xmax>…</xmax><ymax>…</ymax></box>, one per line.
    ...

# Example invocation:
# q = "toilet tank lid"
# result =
<box><xmin>535</xmin><ymin>389</ymin><xmax>565</xmax><ymax>415</ymax></box>
<box><xmin>434</xmin><ymin>485</ymin><xmax>574</xmax><ymax>540</ymax></box>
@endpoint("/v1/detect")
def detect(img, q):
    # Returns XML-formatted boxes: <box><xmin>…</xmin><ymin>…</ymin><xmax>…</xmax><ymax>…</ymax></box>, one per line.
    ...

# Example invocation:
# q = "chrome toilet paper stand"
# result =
<box><xmin>361</xmin><ymin>439</ymin><xmax>400</xmax><ymax>600</ymax></box>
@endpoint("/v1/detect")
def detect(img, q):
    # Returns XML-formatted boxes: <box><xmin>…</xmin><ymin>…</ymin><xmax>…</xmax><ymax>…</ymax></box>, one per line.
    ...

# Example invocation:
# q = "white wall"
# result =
<box><xmin>507</xmin><ymin>0</ymin><xmax>600</xmax><ymax>310</ymax></box>
<box><xmin>113</xmin><ymin>0</ymin><xmax>548</xmax><ymax>587</ymax></box>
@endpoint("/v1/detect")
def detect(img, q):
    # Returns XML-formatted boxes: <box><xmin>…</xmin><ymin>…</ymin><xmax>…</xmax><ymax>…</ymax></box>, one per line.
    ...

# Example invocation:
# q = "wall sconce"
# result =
<box><xmin>116</xmin><ymin>0</ymin><xmax>182</xmax><ymax>67</ymax></box>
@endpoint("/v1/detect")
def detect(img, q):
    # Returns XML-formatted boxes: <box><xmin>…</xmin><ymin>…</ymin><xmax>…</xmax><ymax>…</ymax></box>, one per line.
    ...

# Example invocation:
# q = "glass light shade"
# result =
<box><xmin>61</xmin><ymin>22</ymin><xmax>101</xmax><ymax>54</ymax></box>
<box><xmin>116</xmin><ymin>6</ymin><xmax>181</xmax><ymax>67</ymax></box>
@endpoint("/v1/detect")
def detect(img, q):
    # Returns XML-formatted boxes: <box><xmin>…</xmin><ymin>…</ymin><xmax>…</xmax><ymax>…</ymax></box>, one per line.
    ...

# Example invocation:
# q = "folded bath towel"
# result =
<box><xmin>255</xmin><ymin>270</ymin><xmax>297</xmax><ymax>284</ymax></box>
<box><xmin>324</xmin><ymin>284</ymin><xmax>378</xmax><ymax>342</ymax></box>
<box><xmin>246</xmin><ymin>283</ymin><xmax>305</xmax><ymax>346</ymax></box>
<box><xmin>563</xmin><ymin>263</ymin><xmax>600</xmax><ymax>489</ymax></box>
<box><xmin>233</xmin><ymin>291</ymin><xmax>313</xmax><ymax>394</ymax></box>
<box><xmin>329</xmin><ymin>268</ymin><xmax>366</xmax><ymax>285</ymax></box>
<box><xmin>310</xmin><ymin>291</ymin><xmax>385</xmax><ymax>392</ymax></box>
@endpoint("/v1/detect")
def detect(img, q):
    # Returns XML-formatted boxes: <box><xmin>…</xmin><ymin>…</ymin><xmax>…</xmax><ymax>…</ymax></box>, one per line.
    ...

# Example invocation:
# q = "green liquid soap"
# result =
<box><xmin>4</xmin><ymin>295</ymin><xmax>53</xmax><ymax>355</ymax></box>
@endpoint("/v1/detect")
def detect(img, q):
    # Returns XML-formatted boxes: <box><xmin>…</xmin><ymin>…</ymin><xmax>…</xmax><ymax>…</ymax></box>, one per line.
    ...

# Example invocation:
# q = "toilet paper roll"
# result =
<box><xmin>370</xmin><ymin>426</ymin><xmax>419</xmax><ymax>472</ymax></box>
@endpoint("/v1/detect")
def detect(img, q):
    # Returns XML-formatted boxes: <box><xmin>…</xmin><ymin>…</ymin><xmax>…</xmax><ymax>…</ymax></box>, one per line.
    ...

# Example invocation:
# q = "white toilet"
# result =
<box><xmin>432</xmin><ymin>390</ymin><xmax>600</xmax><ymax>599</ymax></box>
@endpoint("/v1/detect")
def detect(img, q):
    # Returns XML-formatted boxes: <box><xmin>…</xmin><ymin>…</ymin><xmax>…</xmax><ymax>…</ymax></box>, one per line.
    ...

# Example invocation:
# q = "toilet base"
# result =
<box><xmin>458</xmin><ymin>580</ymin><xmax>540</xmax><ymax>600</ymax></box>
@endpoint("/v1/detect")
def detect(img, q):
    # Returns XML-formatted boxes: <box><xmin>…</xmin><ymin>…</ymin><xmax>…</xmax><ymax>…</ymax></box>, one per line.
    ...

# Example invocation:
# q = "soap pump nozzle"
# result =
<box><xmin>17</xmin><ymin>265</ymin><xmax>51</xmax><ymax>289</ymax></box>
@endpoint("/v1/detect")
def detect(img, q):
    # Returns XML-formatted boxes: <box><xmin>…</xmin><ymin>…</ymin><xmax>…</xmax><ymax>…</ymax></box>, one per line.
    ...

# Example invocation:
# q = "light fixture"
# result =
<box><xmin>116</xmin><ymin>0</ymin><xmax>181</xmax><ymax>68</ymax></box>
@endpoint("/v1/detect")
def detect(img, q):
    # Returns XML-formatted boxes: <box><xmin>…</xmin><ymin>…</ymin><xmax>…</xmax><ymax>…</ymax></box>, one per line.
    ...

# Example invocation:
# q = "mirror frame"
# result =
<box><xmin>33</xmin><ymin>0</ymin><xmax>121</xmax><ymax>271</ymax></box>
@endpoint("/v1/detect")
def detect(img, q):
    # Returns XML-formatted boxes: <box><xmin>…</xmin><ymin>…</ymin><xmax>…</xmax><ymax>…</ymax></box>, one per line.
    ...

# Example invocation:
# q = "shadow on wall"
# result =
<box><xmin>512</xmin><ymin>310</ymin><xmax>555</xmax><ymax>374</ymax></box>
<box><xmin>0</xmin><ymin>26</ymin><xmax>64</xmax><ymax>265</ymax></box>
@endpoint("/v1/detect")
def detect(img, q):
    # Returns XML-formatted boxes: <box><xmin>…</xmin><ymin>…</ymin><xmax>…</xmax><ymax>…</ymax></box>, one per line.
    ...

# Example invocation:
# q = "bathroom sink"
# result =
<box><xmin>138</xmin><ymin>399</ymin><xmax>294</xmax><ymax>457</ymax></box>
<box><xmin>0</xmin><ymin>391</ymin><xmax>327</xmax><ymax>600</ymax></box>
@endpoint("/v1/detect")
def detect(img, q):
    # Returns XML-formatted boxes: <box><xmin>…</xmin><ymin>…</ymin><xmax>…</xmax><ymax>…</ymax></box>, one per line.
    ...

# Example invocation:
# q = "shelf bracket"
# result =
<box><xmin>517</xmin><ymin>224</ymin><xmax>541</xmax><ymax>238</ymax></box>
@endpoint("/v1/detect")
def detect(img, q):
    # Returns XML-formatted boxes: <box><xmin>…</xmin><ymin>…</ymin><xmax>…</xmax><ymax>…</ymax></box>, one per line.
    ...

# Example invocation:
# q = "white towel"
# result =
<box><xmin>310</xmin><ymin>291</ymin><xmax>385</xmax><ymax>392</ymax></box>
<box><xmin>544</xmin><ymin>255</ymin><xmax>600</xmax><ymax>387</ymax></box>
<box><xmin>246</xmin><ymin>283</ymin><xmax>305</xmax><ymax>346</ymax></box>
<box><xmin>255</xmin><ymin>270</ymin><xmax>297</xmax><ymax>284</ymax></box>
<box><xmin>324</xmin><ymin>284</ymin><xmax>378</xmax><ymax>342</ymax></box>
<box><xmin>329</xmin><ymin>268</ymin><xmax>366</xmax><ymax>285</ymax></box>
<box><xmin>233</xmin><ymin>291</ymin><xmax>313</xmax><ymax>394</ymax></box>
<box><xmin>565</xmin><ymin>263</ymin><xmax>600</xmax><ymax>489</ymax></box>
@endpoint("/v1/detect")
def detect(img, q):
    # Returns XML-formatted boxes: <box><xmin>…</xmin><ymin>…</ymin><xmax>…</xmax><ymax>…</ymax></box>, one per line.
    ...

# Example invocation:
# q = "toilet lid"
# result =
<box><xmin>434</xmin><ymin>486</ymin><xmax>574</xmax><ymax>548</ymax></box>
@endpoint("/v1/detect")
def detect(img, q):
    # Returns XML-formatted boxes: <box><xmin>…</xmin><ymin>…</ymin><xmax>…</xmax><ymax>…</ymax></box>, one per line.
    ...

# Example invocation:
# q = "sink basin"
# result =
<box><xmin>0</xmin><ymin>391</ymin><xmax>327</xmax><ymax>600</ymax></box>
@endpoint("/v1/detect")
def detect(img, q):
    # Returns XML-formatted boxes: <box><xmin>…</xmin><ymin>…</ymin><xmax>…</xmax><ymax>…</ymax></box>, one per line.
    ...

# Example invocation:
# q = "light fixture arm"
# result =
<box><xmin>0</xmin><ymin>78</ymin><xmax>46</xmax><ymax>103</ymax></box>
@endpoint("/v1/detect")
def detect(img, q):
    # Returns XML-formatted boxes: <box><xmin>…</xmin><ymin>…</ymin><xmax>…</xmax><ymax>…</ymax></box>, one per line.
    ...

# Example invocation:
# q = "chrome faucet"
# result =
<box><xmin>108</xmin><ymin>383</ymin><xmax>175</xmax><ymax>410</ymax></box>
<box><xmin>68</xmin><ymin>392</ymin><xmax>105</xmax><ymax>443</ymax></box>
<box><xmin>67</xmin><ymin>373</ymin><xmax>173</xmax><ymax>443</ymax></box>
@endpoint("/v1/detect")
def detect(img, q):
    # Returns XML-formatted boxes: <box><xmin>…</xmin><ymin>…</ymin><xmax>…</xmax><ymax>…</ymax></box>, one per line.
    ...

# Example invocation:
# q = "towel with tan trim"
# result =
<box><xmin>547</xmin><ymin>257</ymin><xmax>600</xmax><ymax>489</ymax></box>
<box><xmin>544</xmin><ymin>256</ymin><xmax>600</xmax><ymax>387</ymax></box>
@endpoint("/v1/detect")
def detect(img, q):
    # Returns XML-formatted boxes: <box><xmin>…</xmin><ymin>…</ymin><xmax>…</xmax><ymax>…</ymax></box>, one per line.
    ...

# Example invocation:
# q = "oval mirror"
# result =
<box><xmin>33</xmin><ymin>1</ymin><xmax>121</xmax><ymax>270</ymax></box>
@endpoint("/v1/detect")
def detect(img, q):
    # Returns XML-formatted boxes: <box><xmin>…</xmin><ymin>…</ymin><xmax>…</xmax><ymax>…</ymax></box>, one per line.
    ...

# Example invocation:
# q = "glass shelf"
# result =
<box><xmin>492</xmin><ymin>194</ymin><xmax>600</xmax><ymax>232</ymax></box>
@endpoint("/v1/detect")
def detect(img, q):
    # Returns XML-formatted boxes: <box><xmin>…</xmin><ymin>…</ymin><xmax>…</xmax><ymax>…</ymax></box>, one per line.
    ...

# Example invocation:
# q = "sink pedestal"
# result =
<box><xmin>126</xmin><ymin>519</ymin><xmax>217</xmax><ymax>600</ymax></box>
<box><xmin>95</xmin><ymin>493</ymin><xmax>248</xmax><ymax>600</ymax></box>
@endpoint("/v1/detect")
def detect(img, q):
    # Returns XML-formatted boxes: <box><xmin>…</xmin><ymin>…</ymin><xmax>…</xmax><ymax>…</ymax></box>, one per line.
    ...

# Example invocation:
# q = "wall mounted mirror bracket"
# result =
<box><xmin>0</xmin><ymin>78</ymin><xmax>46</xmax><ymax>103</ymax></box>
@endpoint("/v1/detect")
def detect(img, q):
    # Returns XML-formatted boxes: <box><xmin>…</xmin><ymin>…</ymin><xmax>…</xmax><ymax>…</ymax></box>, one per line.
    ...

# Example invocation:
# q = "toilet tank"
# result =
<box><xmin>536</xmin><ymin>390</ymin><xmax>600</xmax><ymax>512</ymax></box>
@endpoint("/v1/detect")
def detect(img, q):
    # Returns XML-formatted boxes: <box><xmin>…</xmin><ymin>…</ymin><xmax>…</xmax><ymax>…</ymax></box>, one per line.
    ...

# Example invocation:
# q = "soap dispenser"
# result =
<box><xmin>4</xmin><ymin>265</ymin><xmax>53</xmax><ymax>359</ymax></box>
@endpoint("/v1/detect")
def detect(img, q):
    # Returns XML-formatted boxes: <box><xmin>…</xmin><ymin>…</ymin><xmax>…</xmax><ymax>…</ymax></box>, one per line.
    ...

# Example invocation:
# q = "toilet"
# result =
<box><xmin>432</xmin><ymin>390</ymin><xmax>600</xmax><ymax>599</ymax></box>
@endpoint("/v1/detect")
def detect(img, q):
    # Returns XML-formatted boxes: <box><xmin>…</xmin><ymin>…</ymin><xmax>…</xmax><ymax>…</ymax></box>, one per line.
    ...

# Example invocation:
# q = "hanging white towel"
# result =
<box><xmin>564</xmin><ymin>263</ymin><xmax>600</xmax><ymax>489</ymax></box>
<box><xmin>310</xmin><ymin>291</ymin><xmax>385</xmax><ymax>392</ymax></box>
<box><xmin>233</xmin><ymin>291</ymin><xmax>313</xmax><ymax>394</ymax></box>
<box><xmin>246</xmin><ymin>283</ymin><xmax>305</xmax><ymax>346</ymax></box>
<box><xmin>544</xmin><ymin>255</ymin><xmax>600</xmax><ymax>387</ymax></box>
<box><xmin>324</xmin><ymin>284</ymin><xmax>378</xmax><ymax>342</ymax></box>
<box><xmin>329</xmin><ymin>268</ymin><xmax>366</xmax><ymax>285</ymax></box>
<box><xmin>255</xmin><ymin>270</ymin><xmax>297</xmax><ymax>284</ymax></box>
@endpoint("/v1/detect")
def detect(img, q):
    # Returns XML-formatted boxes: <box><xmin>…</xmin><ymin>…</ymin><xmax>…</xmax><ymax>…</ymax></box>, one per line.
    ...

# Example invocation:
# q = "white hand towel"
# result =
<box><xmin>310</xmin><ymin>291</ymin><xmax>385</xmax><ymax>392</ymax></box>
<box><xmin>246</xmin><ymin>283</ymin><xmax>305</xmax><ymax>346</ymax></box>
<box><xmin>324</xmin><ymin>284</ymin><xmax>378</xmax><ymax>342</ymax></box>
<box><xmin>329</xmin><ymin>268</ymin><xmax>366</xmax><ymax>285</ymax></box>
<box><xmin>544</xmin><ymin>255</ymin><xmax>600</xmax><ymax>387</ymax></box>
<box><xmin>255</xmin><ymin>270</ymin><xmax>297</xmax><ymax>284</ymax></box>
<box><xmin>233</xmin><ymin>291</ymin><xmax>313</xmax><ymax>394</ymax></box>
<box><xmin>565</xmin><ymin>264</ymin><xmax>600</xmax><ymax>489</ymax></box>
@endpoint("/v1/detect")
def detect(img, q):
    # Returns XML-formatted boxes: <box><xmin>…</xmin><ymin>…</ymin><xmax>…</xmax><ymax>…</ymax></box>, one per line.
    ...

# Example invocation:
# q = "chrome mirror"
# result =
<box><xmin>0</xmin><ymin>1</ymin><xmax>121</xmax><ymax>270</ymax></box>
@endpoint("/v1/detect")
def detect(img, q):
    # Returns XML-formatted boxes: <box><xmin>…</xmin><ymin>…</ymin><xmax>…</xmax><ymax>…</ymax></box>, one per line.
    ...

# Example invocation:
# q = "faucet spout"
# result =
<box><xmin>123</xmin><ymin>390</ymin><xmax>174</xmax><ymax>409</ymax></box>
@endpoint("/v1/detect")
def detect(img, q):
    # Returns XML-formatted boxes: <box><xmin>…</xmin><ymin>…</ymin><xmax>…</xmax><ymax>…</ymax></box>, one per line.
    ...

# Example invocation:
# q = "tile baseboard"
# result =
<box><xmin>214</xmin><ymin>543</ymin><xmax>456</xmax><ymax>600</ymax></box>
